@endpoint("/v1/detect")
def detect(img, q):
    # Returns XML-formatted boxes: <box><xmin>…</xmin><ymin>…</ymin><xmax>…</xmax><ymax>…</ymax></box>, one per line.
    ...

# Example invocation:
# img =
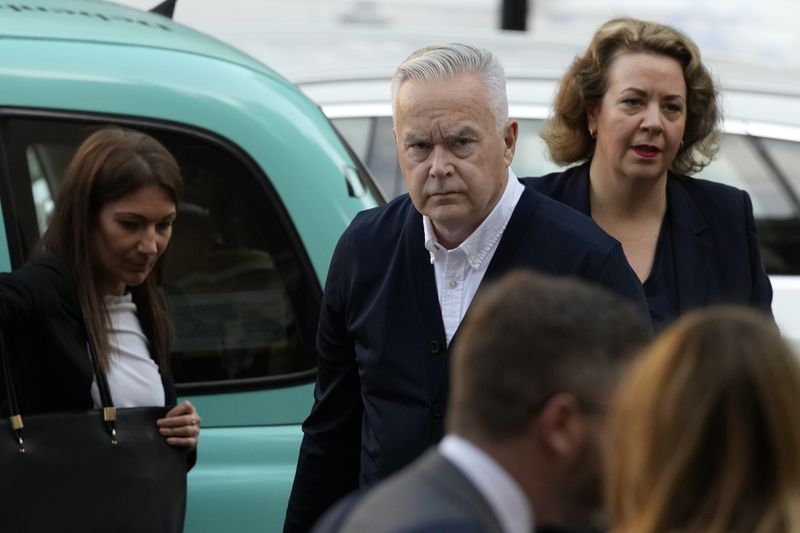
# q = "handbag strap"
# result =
<box><xmin>0</xmin><ymin>327</ymin><xmax>119</xmax><ymax>450</ymax></box>
<box><xmin>84</xmin><ymin>334</ymin><xmax>118</xmax><ymax>444</ymax></box>
<box><xmin>0</xmin><ymin>330</ymin><xmax>25</xmax><ymax>451</ymax></box>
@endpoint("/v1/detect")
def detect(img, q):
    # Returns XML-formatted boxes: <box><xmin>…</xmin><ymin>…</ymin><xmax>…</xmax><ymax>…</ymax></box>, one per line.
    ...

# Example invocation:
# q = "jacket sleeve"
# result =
<box><xmin>0</xmin><ymin>260</ymin><xmax>72</xmax><ymax>329</ymax></box>
<box><xmin>742</xmin><ymin>190</ymin><xmax>773</xmax><ymax>313</ymax></box>
<box><xmin>284</xmin><ymin>228</ymin><xmax>363</xmax><ymax>533</ymax></box>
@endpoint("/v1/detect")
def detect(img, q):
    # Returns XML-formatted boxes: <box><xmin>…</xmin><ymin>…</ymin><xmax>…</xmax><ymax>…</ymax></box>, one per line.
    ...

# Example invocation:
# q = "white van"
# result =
<box><xmin>225</xmin><ymin>26</ymin><xmax>800</xmax><ymax>345</ymax></box>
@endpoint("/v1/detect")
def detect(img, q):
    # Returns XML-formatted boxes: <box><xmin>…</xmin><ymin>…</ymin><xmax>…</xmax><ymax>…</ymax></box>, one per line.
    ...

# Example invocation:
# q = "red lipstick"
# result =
<box><xmin>633</xmin><ymin>145</ymin><xmax>660</xmax><ymax>159</ymax></box>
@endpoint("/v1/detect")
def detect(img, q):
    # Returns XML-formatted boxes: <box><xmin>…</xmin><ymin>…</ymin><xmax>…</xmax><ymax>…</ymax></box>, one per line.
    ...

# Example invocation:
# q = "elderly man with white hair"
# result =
<box><xmin>284</xmin><ymin>43</ymin><xmax>648</xmax><ymax>533</ymax></box>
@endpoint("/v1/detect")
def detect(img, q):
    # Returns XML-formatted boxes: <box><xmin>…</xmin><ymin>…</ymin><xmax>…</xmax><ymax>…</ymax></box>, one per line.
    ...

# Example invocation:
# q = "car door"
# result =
<box><xmin>0</xmin><ymin>112</ymin><xmax>328</xmax><ymax>532</ymax></box>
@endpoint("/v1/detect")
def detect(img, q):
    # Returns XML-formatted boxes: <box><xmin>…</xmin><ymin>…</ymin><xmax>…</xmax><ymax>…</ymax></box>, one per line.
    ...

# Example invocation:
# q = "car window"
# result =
<box><xmin>512</xmin><ymin>118</ymin><xmax>563</xmax><ymax>178</ymax></box>
<box><xmin>335</xmin><ymin>112</ymin><xmax>800</xmax><ymax>276</ymax></box>
<box><xmin>695</xmin><ymin>134</ymin><xmax>796</xmax><ymax>219</ymax></box>
<box><xmin>760</xmin><ymin>137</ymin><xmax>800</xmax><ymax>202</ymax></box>
<box><xmin>332</xmin><ymin>116</ymin><xmax>403</xmax><ymax>199</ymax></box>
<box><xmin>692</xmin><ymin>133</ymin><xmax>800</xmax><ymax>275</ymax></box>
<box><xmin>332</xmin><ymin>117</ymin><xmax>372</xmax><ymax>161</ymax></box>
<box><xmin>2</xmin><ymin>115</ymin><xmax>319</xmax><ymax>392</ymax></box>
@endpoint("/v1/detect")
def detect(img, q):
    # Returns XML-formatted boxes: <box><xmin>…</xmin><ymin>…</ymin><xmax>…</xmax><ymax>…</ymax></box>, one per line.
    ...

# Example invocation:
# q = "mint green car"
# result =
<box><xmin>0</xmin><ymin>1</ymin><xmax>380</xmax><ymax>531</ymax></box>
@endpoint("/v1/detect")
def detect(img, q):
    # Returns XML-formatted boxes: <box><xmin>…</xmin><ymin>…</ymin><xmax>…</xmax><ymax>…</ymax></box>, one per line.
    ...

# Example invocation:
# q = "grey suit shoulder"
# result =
<box><xmin>338</xmin><ymin>449</ymin><xmax>504</xmax><ymax>533</ymax></box>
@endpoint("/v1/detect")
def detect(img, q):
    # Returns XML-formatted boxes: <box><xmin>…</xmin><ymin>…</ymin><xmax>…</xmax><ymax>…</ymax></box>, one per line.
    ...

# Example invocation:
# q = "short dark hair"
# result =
<box><xmin>448</xmin><ymin>270</ymin><xmax>651</xmax><ymax>442</ymax></box>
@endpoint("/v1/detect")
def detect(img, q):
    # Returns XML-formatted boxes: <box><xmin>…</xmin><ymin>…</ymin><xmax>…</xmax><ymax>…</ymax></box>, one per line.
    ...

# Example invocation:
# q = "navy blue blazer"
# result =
<box><xmin>284</xmin><ymin>186</ymin><xmax>648</xmax><ymax>532</ymax></box>
<box><xmin>522</xmin><ymin>161</ymin><xmax>772</xmax><ymax>319</ymax></box>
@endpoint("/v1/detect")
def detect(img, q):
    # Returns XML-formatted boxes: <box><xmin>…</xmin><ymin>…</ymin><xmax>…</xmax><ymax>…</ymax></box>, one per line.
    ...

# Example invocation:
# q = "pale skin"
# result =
<box><xmin>93</xmin><ymin>184</ymin><xmax>200</xmax><ymax>449</ymax></box>
<box><xmin>587</xmin><ymin>51</ymin><xmax>688</xmax><ymax>282</ymax></box>
<box><xmin>393</xmin><ymin>72</ymin><xmax>518</xmax><ymax>250</ymax></box>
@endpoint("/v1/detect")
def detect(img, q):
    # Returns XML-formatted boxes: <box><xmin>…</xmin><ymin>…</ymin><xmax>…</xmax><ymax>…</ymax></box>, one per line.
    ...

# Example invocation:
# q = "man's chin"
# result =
<box><xmin>424</xmin><ymin>200</ymin><xmax>469</xmax><ymax>219</ymax></box>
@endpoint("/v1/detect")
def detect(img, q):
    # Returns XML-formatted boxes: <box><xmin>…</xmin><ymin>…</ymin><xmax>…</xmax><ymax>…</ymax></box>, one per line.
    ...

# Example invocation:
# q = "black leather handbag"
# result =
<box><xmin>0</xmin><ymin>332</ymin><xmax>188</xmax><ymax>532</ymax></box>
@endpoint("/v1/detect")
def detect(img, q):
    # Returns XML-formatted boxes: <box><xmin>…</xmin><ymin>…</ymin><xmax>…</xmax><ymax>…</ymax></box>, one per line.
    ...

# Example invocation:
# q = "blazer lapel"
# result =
<box><xmin>558</xmin><ymin>161</ymin><xmax>592</xmax><ymax>215</ymax></box>
<box><xmin>667</xmin><ymin>177</ymin><xmax>712</xmax><ymax>311</ymax></box>
<box><xmin>421</xmin><ymin>450</ymin><xmax>506</xmax><ymax>533</ymax></box>
<box><xmin>449</xmin><ymin>188</ymin><xmax>542</xmax><ymax>348</ymax></box>
<box><xmin>482</xmin><ymin>187</ymin><xmax>541</xmax><ymax>283</ymax></box>
<box><xmin>401</xmin><ymin>203</ymin><xmax>450</xmax><ymax>439</ymax></box>
<box><xmin>401</xmin><ymin>203</ymin><xmax>446</xmax><ymax>342</ymax></box>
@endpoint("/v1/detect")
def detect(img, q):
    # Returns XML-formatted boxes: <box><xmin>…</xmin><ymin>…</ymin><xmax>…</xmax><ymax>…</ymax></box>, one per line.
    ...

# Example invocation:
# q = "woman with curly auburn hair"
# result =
<box><xmin>606</xmin><ymin>307</ymin><xmax>800</xmax><ymax>533</ymax></box>
<box><xmin>524</xmin><ymin>17</ymin><xmax>771</xmax><ymax>330</ymax></box>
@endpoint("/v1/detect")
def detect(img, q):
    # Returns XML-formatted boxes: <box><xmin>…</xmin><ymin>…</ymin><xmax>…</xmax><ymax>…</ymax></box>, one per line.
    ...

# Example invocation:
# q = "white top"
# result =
<box><xmin>90</xmin><ymin>293</ymin><xmax>165</xmax><ymax>408</ymax></box>
<box><xmin>439</xmin><ymin>434</ymin><xmax>533</xmax><ymax>533</ymax></box>
<box><xmin>423</xmin><ymin>169</ymin><xmax>524</xmax><ymax>344</ymax></box>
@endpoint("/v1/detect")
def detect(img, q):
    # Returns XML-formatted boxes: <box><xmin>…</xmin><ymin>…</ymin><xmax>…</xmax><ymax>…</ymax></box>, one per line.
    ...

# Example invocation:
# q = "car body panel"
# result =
<box><xmin>0</xmin><ymin>3</ymin><xmax>380</xmax><ymax>532</ymax></box>
<box><xmin>186</xmin><ymin>383</ymin><xmax>315</xmax><ymax>428</ymax></box>
<box><xmin>184</xmin><ymin>424</ymin><xmax>304</xmax><ymax>532</ymax></box>
<box><xmin>1</xmin><ymin>37</ymin><xmax>373</xmax><ymax>279</ymax></box>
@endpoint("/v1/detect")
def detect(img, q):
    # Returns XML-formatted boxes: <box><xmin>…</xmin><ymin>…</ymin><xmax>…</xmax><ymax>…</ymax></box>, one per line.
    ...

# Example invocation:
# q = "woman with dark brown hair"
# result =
<box><xmin>0</xmin><ymin>126</ymin><xmax>199</xmax><ymax>448</ymax></box>
<box><xmin>524</xmin><ymin>17</ymin><xmax>771</xmax><ymax>330</ymax></box>
<box><xmin>607</xmin><ymin>306</ymin><xmax>800</xmax><ymax>532</ymax></box>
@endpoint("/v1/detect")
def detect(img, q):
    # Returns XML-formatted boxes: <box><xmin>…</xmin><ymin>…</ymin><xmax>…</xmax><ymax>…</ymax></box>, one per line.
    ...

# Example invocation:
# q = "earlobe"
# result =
<box><xmin>587</xmin><ymin>108</ymin><xmax>598</xmax><ymax>137</ymax></box>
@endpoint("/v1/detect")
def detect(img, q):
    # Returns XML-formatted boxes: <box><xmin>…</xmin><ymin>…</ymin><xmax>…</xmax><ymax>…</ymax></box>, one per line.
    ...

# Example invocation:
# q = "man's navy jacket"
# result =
<box><xmin>284</xmin><ymin>185</ymin><xmax>648</xmax><ymax>532</ymax></box>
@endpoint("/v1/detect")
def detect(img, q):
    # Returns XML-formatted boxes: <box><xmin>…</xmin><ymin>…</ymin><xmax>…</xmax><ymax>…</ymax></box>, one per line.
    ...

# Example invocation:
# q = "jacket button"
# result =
<box><xmin>429</xmin><ymin>340</ymin><xmax>442</xmax><ymax>354</ymax></box>
<box><xmin>431</xmin><ymin>403</ymin><xmax>446</xmax><ymax>418</ymax></box>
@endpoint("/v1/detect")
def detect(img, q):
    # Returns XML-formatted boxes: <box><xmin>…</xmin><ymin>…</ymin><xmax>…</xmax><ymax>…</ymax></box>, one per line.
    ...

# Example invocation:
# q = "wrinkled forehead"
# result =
<box><xmin>395</xmin><ymin>73</ymin><xmax>489</xmax><ymax>111</ymax></box>
<box><xmin>394</xmin><ymin>77</ymin><xmax>495</xmax><ymax>134</ymax></box>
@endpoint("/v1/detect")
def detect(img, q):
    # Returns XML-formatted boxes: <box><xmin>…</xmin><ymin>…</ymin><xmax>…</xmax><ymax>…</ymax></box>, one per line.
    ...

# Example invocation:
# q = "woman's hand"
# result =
<box><xmin>157</xmin><ymin>400</ymin><xmax>201</xmax><ymax>449</ymax></box>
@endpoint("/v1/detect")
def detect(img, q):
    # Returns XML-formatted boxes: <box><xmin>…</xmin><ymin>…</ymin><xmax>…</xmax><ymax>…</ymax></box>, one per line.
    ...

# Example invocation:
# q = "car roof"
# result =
<box><xmin>0</xmin><ymin>0</ymin><xmax>275</xmax><ymax>77</ymax></box>
<box><xmin>218</xmin><ymin>25</ymin><xmax>800</xmax><ymax>134</ymax></box>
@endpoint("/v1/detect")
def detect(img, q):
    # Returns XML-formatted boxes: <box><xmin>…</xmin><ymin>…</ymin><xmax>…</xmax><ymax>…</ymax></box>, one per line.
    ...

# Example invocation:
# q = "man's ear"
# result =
<box><xmin>536</xmin><ymin>393</ymin><xmax>588</xmax><ymax>458</ymax></box>
<box><xmin>503</xmin><ymin>120</ymin><xmax>519</xmax><ymax>167</ymax></box>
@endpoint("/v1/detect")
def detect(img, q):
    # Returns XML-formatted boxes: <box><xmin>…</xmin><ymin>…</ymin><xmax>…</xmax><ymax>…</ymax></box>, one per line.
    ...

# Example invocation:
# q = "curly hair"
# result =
<box><xmin>541</xmin><ymin>17</ymin><xmax>720</xmax><ymax>175</ymax></box>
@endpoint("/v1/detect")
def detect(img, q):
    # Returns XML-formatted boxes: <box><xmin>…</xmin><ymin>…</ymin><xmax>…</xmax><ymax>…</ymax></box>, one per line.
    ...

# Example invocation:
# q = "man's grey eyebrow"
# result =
<box><xmin>445</xmin><ymin>127</ymin><xmax>479</xmax><ymax>139</ymax></box>
<box><xmin>403</xmin><ymin>133</ymin><xmax>429</xmax><ymax>143</ymax></box>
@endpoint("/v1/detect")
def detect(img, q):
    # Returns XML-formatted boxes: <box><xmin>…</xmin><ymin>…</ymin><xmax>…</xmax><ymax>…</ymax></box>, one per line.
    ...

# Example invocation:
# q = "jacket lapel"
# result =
<box><xmin>401</xmin><ymin>202</ymin><xmax>450</xmax><ymax>440</ymax></box>
<box><xmin>558</xmin><ymin>161</ymin><xmax>592</xmax><ymax>215</ymax></box>
<box><xmin>449</xmin><ymin>187</ymin><xmax>542</xmax><ymax>348</ymax></box>
<box><xmin>401</xmin><ymin>202</ymin><xmax>446</xmax><ymax>342</ymax></box>
<box><xmin>667</xmin><ymin>177</ymin><xmax>711</xmax><ymax>311</ymax></box>
<box><xmin>482</xmin><ymin>187</ymin><xmax>541</xmax><ymax>282</ymax></box>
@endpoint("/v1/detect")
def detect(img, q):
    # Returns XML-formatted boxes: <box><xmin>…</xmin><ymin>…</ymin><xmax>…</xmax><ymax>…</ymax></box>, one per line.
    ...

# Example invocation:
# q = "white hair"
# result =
<box><xmin>390</xmin><ymin>43</ymin><xmax>509</xmax><ymax>133</ymax></box>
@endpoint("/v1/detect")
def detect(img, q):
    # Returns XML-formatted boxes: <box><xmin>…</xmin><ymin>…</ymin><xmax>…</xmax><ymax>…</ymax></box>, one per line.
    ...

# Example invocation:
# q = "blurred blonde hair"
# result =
<box><xmin>607</xmin><ymin>307</ymin><xmax>800</xmax><ymax>533</ymax></box>
<box><xmin>541</xmin><ymin>17</ymin><xmax>720</xmax><ymax>175</ymax></box>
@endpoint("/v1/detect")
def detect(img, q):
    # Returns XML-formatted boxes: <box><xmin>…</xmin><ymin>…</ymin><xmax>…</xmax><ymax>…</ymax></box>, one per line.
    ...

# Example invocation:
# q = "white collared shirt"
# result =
<box><xmin>439</xmin><ymin>434</ymin><xmax>534</xmax><ymax>533</ymax></box>
<box><xmin>423</xmin><ymin>169</ymin><xmax>524</xmax><ymax>344</ymax></box>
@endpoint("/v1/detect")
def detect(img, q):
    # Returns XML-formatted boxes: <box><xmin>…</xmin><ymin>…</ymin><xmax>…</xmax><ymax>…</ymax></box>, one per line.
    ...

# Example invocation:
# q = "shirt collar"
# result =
<box><xmin>423</xmin><ymin>168</ymin><xmax>524</xmax><ymax>269</ymax></box>
<box><xmin>439</xmin><ymin>434</ymin><xmax>533</xmax><ymax>533</ymax></box>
